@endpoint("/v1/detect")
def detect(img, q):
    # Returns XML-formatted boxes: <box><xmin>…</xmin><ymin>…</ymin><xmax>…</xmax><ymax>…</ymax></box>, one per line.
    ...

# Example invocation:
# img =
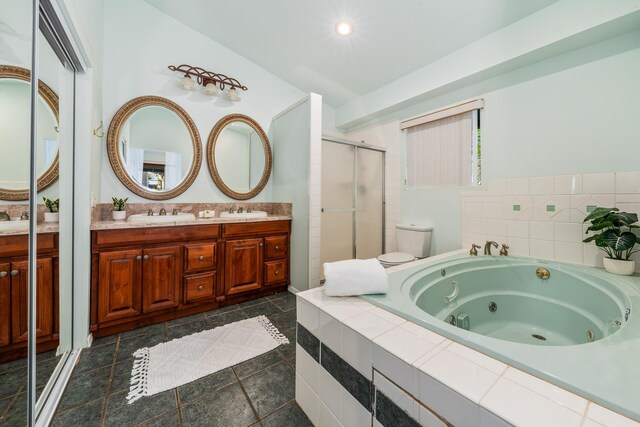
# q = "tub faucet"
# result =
<box><xmin>237</xmin><ymin>207</ymin><xmax>244</xmax><ymax>213</ymax></box>
<box><xmin>0</xmin><ymin>212</ymin><xmax>9</xmax><ymax>222</ymax></box>
<box><xmin>484</xmin><ymin>241</ymin><xmax>498</xmax><ymax>256</ymax></box>
<box><xmin>147</xmin><ymin>209</ymin><xmax>153</xmax><ymax>216</ymax></box>
<box><xmin>20</xmin><ymin>212</ymin><xmax>28</xmax><ymax>221</ymax></box>
<box><xmin>499</xmin><ymin>244</ymin><xmax>509</xmax><ymax>256</ymax></box>
<box><xmin>159</xmin><ymin>208</ymin><xmax>167</xmax><ymax>216</ymax></box>
<box><xmin>469</xmin><ymin>244</ymin><xmax>481</xmax><ymax>256</ymax></box>
<box><xmin>172</xmin><ymin>208</ymin><xmax>180</xmax><ymax>216</ymax></box>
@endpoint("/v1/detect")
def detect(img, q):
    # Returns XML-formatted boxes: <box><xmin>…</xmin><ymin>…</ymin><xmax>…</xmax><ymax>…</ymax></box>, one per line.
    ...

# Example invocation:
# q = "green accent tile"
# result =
<box><xmin>546</xmin><ymin>205</ymin><xmax>556</xmax><ymax>212</ymax></box>
<box><xmin>512</xmin><ymin>204</ymin><xmax>521</xmax><ymax>212</ymax></box>
<box><xmin>586</xmin><ymin>205</ymin><xmax>597</xmax><ymax>213</ymax></box>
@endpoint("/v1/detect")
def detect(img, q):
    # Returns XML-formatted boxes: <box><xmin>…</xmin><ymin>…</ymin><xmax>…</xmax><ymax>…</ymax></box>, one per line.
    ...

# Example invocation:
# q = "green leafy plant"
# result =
<box><xmin>583</xmin><ymin>207</ymin><xmax>640</xmax><ymax>260</ymax></box>
<box><xmin>43</xmin><ymin>197</ymin><xmax>59</xmax><ymax>213</ymax></box>
<box><xmin>112</xmin><ymin>197</ymin><xmax>129</xmax><ymax>212</ymax></box>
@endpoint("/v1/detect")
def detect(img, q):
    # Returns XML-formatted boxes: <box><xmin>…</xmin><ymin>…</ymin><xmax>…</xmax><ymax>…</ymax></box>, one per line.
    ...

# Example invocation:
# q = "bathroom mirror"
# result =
<box><xmin>107</xmin><ymin>96</ymin><xmax>202</xmax><ymax>200</ymax></box>
<box><xmin>207</xmin><ymin>114</ymin><xmax>272</xmax><ymax>200</ymax></box>
<box><xmin>0</xmin><ymin>65</ymin><xmax>59</xmax><ymax>200</ymax></box>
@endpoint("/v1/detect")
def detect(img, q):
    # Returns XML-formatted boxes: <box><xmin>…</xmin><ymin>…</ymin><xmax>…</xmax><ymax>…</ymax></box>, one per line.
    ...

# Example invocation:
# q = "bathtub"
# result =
<box><xmin>363</xmin><ymin>252</ymin><xmax>640</xmax><ymax>421</ymax></box>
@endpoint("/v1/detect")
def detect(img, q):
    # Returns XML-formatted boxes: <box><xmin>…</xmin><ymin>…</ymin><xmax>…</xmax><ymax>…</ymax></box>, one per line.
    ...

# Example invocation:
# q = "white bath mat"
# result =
<box><xmin>126</xmin><ymin>315</ymin><xmax>289</xmax><ymax>404</ymax></box>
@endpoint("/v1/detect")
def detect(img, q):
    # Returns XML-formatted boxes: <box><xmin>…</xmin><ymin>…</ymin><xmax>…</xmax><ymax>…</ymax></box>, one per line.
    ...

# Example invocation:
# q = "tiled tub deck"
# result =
<box><xmin>294</xmin><ymin>287</ymin><xmax>640</xmax><ymax>427</ymax></box>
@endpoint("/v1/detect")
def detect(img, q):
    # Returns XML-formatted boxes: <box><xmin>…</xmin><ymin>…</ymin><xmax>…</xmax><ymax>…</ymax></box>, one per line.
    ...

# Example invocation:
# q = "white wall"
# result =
<box><xmin>395</xmin><ymin>30</ymin><xmax>640</xmax><ymax>254</ymax></box>
<box><xmin>101</xmin><ymin>0</ymin><xmax>305</xmax><ymax>203</ymax></box>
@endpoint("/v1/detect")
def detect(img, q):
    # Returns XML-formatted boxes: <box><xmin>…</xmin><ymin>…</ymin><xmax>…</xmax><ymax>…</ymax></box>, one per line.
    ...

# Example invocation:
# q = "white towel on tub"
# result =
<box><xmin>323</xmin><ymin>258</ymin><xmax>389</xmax><ymax>296</ymax></box>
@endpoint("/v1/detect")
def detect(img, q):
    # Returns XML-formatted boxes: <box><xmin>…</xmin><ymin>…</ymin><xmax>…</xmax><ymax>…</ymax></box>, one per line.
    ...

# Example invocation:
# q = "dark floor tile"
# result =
<box><xmin>140</xmin><ymin>410</ymin><xmax>181</xmax><ymax>426</ymax></box>
<box><xmin>74</xmin><ymin>342</ymin><xmax>116</xmax><ymax>375</ymax></box>
<box><xmin>277</xmin><ymin>327</ymin><xmax>296</xmax><ymax>359</ymax></box>
<box><xmin>208</xmin><ymin>310</ymin><xmax>248</xmax><ymax>328</ymax></box>
<box><xmin>58</xmin><ymin>366</ymin><xmax>110</xmax><ymax>412</ymax></box>
<box><xmin>117</xmin><ymin>330</ymin><xmax>167</xmax><ymax>361</ymax></box>
<box><xmin>206</xmin><ymin>304</ymin><xmax>240</xmax><ymax>317</ymax></box>
<box><xmin>261</xmin><ymin>402</ymin><xmax>312</xmax><ymax>427</ymax></box>
<box><xmin>242</xmin><ymin>302</ymin><xmax>281</xmax><ymax>318</ymax></box>
<box><xmin>36</xmin><ymin>357</ymin><xmax>60</xmax><ymax>388</ymax></box>
<box><xmin>36</xmin><ymin>350</ymin><xmax>58</xmax><ymax>363</ymax></box>
<box><xmin>167</xmin><ymin>319</ymin><xmax>212</xmax><ymax>340</ymax></box>
<box><xmin>0</xmin><ymin>396</ymin><xmax>9</xmax><ymax>417</ymax></box>
<box><xmin>271</xmin><ymin>295</ymin><xmax>296</xmax><ymax>312</ymax></box>
<box><xmin>110</xmin><ymin>358</ymin><xmax>134</xmax><ymax>394</ymax></box>
<box><xmin>92</xmin><ymin>333</ymin><xmax>119</xmax><ymax>347</ymax></box>
<box><xmin>177</xmin><ymin>367</ymin><xmax>237</xmax><ymax>405</ymax></box>
<box><xmin>0</xmin><ymin>358</ymin><xmax>26</xmax><ymax>375</ymax></box>
<box><xmin>0</xmin><ymin>393</ymin><xmax>26</xmax><ymax>427</ymax></box>
<box><xmin>241</xmin><ymin>361</ymin><xmax>295</xmax><ymax>418</ymax></box>
<box><xmin>51</xmin><ymin>398</ymin><xmax>103</xmax><ymax>427</ymax></box>
<box><xmin>181</xmin><ymin>382</ymin><xmax>256</xmax><ymax>427</ymax></box>
<box><xmin>266</xmin><ymin>291</ymin><xmax>294</xmax><ymax>301</ymax></box>
<box><xmin>103</xmin><ymin>389</ymin><xmax>177</xmax><ymax>427</ymax></box>
<box><xmin>233</xmin><ymin>350</ymin><xmax>284</xmax><ymax>380</ymax></box>
<box><xmin>267</xmin><ymin>310</ymin><xmax>296</xmax><ymax>333</ymax></box>
<box><xmin>120</xmin><ymin>323</ymin><xmax>166</xmax><ymax>340</ymax></box>
<box><xmin>238</xmin><ymin>297</ymin><xmax>270</xmax><ymax>308</ymax></box>
<box><xmin>166</xmin><ymin>312</ymin><xmax>207</xmax><ymax>328</ymax></box>
<box><xmin>0</xmin><ymin>368</ymin><xmax>25</xmax><ymax>399</ymax></box>
<box><xmin>285</xmin><ymin>355</ymin><xmax>296</xmax><ymax>370</ymax></box>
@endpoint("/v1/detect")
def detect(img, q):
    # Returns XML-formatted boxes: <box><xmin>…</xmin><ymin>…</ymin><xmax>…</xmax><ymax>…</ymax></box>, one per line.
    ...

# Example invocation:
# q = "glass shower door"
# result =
<box><xmin>356</xmin><ymin>148</ymin><xmax>384</xmax><ymax>260</ymax></box>
<box><xmin>320</xmin><ymin>141</ymin><xmax>355</xmax><ymax>280</ymax></box>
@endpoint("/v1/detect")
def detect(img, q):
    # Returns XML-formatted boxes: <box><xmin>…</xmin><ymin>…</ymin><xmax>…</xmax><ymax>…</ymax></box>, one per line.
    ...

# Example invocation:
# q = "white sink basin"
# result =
<box><xmin>0</xmin><ymin>220</ymin><xmax>29</xmax><ymax>230</ymax></box>
<box><xmin>219</xmin><ymin>211</ymin><xmax>268</xmax><ymax>219</ymax></box>
<box><xmin>127</xmin><ymin>213</ymin><xmax>196</xmax><ymax>223</ymax></box>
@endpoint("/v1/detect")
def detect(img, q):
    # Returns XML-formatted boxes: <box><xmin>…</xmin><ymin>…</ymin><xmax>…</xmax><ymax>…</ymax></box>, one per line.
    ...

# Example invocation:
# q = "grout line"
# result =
<box><xmin>99</xmin><ymin>335</ymin><xmax>120</xmax><ymax>427</ymax></box>
<box><xmin>232</xmin><ymin>368</ymin><xmax>262</xmax><ymax>425</ymax></box>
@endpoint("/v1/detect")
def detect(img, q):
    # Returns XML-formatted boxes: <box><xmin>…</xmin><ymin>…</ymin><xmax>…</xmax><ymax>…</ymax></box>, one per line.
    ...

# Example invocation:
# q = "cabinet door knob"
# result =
<box><xmin>199</xmin><ymin>255</ymin><xmax>205</xmax><ymax>261</ymax></box>
<box><xmin>0</xmin><ymin>271</ymin><xmax>7</xmax><ymax>278</ymax></box>
<box><xmin>136</xmin><ymin>256</ymin><xmax>142</xmax><ymax>261</ymax></box>
<box><xmin>143</xmin><ymin>255</ymin><xmax>149</xmax><ymax>260</ymax></box>
<box><xmin>275</xmin><ymin>246</ymin><xmax>280</xmax><ymax>250</ymax></box>
<box><xmin>274</xmin><ymin>271</ymin><xmax>279</xmax><ymax>275</ymax></box>
<box><xmin>10</xmin><ymin>270</ymin><xmax>18</xmax><ymax>276</ymax></box>
<box><xmin>197</xmin><ymin>285</ymin><xmax>204</xmax><ymax>290</ymax></box>
<box><xmin>259</xmin><ymin>242</ymin><xmax>263</xmax><ymax>247</ymax></box>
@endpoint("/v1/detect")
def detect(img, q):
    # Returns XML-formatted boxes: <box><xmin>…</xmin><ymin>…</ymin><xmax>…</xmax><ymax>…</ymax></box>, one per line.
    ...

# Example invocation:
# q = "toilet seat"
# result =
<box><xmin>377</xmin><ymin>252</ymin><xmax>416</xmax><ymax>266</ymax></box>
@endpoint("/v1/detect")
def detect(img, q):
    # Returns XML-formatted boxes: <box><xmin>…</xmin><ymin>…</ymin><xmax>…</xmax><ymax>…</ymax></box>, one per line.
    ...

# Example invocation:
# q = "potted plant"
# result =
<box><xmin>112</xmin><ymin>197</ymin><xmax>129</xmax><ymax>221</ymax></box>
<box><xmin>583</xmin><ymin>207</ymin><xmax>639</xmax><ymax>275</ymax></box>
<box><xmin>43</xmin><ymin>197</ymin><xmax>59</xmax><ymax>223</ymax></box>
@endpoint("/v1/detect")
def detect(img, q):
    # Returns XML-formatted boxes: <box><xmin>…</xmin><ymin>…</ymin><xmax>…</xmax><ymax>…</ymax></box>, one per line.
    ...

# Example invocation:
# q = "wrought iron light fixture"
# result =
<box><xmin>168</xmin><ymin>64</ymin><xmax>248</xmax><ymax>102</ymax></box>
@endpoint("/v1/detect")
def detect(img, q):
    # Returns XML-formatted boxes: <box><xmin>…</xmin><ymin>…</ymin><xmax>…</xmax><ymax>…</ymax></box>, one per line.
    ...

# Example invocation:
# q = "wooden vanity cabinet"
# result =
<box><xmin>0</xmin><ymin>233</ymin><xmax>58</xmax><ymax>362</ymax></box>
<box><xmin>91</xmin><ymin>220</ymin><xmax>290</xmax><ymax>337</ymax></box>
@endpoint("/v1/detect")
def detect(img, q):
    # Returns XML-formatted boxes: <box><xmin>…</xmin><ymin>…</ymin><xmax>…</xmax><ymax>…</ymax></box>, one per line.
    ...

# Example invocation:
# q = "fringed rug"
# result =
<box><xmin>126</xmin><ymin>315</ymin><xmax>289</xmax><ymax>404</ymax></box>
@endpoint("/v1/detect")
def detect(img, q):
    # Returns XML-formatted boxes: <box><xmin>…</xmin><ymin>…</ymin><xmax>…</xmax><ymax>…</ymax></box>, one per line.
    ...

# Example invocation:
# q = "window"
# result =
<box><xmin>403</xmin><ymin>100</ymin><xmax>482</xmax><ymax>188</ymax></box>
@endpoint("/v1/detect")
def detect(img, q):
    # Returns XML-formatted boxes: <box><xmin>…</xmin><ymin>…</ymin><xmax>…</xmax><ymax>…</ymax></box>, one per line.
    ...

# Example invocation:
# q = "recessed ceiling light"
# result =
<box><xmin>335</xmin><ymin>21</ymin><xmax>354</xmax><ymax>36</ymax></box>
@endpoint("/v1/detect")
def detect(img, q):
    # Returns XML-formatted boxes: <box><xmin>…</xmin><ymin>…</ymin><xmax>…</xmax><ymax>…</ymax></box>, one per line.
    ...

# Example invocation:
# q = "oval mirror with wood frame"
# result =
<box><xmin>0</xmin><ymin>65</ymin><xmax>59</xmax><ymax>200</ymax></box>
<box><xmin>106</xmin><ymin>96</ymin><xmax>202</xmax><ymax>200</ymax></box>
<box><xmin>207</xmin><ymin>114</ymin><xmax>272</xmax><ymax>200</ymax></box>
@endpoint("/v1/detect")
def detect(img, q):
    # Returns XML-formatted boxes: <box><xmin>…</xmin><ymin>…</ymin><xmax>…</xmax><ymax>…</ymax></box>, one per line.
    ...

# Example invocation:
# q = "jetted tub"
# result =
<box><xmin>363</xmin><ymin>253</ymin><xmax>640</xmax><ymax>421</ymax></box>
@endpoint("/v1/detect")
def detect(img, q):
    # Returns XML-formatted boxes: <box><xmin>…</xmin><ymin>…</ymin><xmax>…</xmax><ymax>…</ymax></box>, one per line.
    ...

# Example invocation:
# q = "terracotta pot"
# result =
<box><xmin>603</xmin><ymin>258</ymin><xmax>635</xmax><ymax>276</ymax></box>
<box><xmin>44</xmin><ymin>212</ymin><xmax>59</xmax><ymax>223</ymax></box>
<box><xmin>112</xmin><ymin>210</ymin><xmax>127</xmax><ymax>221</ymax></box>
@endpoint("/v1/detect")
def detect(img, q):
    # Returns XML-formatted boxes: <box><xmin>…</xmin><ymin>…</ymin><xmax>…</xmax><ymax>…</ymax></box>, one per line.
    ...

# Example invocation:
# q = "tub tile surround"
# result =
<box><xmin>295</xmin><ymin>287</ymin><xmax>640</xmax><ymax>427</ymax></box>
<box><xmin>461</xmin><ymin>172</ymin><xmax>640</xmax><ymax>272</ymax></box>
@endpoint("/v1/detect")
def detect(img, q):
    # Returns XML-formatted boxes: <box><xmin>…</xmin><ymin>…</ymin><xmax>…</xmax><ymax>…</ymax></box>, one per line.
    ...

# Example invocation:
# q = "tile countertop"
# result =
<box><xmin>90</xmin><ymin>215</ymin><xmax>292</xmax><ymax>230</ymax></box>
<box><xmin>0</xmin><ymin>223</ymin><xmax>59</xmax><ymax>236</ymax></box>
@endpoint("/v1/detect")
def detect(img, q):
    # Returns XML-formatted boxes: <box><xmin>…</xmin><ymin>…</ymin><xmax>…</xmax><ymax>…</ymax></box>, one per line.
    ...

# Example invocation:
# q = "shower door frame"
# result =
<box><xmin>321</xmin><ymin>136</ymin><xmax>386</xmax><ymax>262</ymax></box>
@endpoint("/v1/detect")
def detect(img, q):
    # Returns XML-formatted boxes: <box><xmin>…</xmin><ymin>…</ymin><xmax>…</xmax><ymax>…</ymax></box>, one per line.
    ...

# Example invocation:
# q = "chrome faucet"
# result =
<box><xmin>172</xmin><ymin>208</ymin><xmax>179</xmax><ymax>216</ymax></box>
<box><xmin>147</xmin><ymin>209</ymin><xmax>153</xmax><ymax>216</ymax></box>
<box><xmin>237</xmin><ymin>207</ymin><xmax>244</xmax><ymax>214</ymax></box>
<box><xmin>246</xmin><ymin>208</ymin><xmax>252</xmax><ymax>213</ymax></box>
<box><xmin>20</xmin><ymin>212</ymin><xmax>29</xmax><ymax>221</ymax></box>
<box><xmin>469</xmin><ymin>244</ymin><xmax>481</xmax><ymax>256</ymax></box>
<box><xmin>484</xmin><ymin>241</ymin><xmax>498</xmax><ymax>256</ymax></box>
<box><xmin>499</xmin><ymin>244</ymin><xmax>510</xmax><ymax>256</ymax></box>
<box><xmin>228</xmin><ymin>208</ymin><xmax>235</xmax><ymax>214</ymax></box>
<box><xmin>0</xmin><ymin>212</ymin><xmax>9</xmax><ymax>222</ymax></box>
<box><xmin>159</xmin><ymin>208</ymin><xmax>167</xmax><ymax>216</ymax></box>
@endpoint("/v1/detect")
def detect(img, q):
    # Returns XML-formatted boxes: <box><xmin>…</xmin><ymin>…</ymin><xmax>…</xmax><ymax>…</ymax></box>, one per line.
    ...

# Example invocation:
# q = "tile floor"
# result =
<box><xmin>1</xmin><ymin>291</ymin><xmax>310</xmax><ymax>427</ymax></box>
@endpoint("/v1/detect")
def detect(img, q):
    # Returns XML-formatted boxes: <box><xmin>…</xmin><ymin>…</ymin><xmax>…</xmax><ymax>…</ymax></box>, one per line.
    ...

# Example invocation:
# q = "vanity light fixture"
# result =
<box><xmin>335</xmin><ymin>20</ymin><xmax>354</xmax><ymax>36</ymax></box>
<box><xmin>169</xmin><ymin>64</ymin><xmax>247</xmax><ymax>102</ymax></box>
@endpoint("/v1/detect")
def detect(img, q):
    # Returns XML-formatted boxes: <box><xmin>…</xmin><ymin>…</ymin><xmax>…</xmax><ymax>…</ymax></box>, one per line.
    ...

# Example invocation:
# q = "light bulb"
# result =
<box><xmin>180</xmin><ymin>75</ymin><xmax>194</xmax><ymax>90</ymax></box>
<box><xmin>335</xmin><ymin>21</ymin><xmax>354</xmax><ymax>36</ymax></box>
<box><xmin>227</xmin><ymin>88</ymin><xmax>241</xmax><ymax>102</ymax></box>
<box><xmin>204</xmin><ymin>82</ymin><xmax>220</xmax><ymax>96</ymax></box>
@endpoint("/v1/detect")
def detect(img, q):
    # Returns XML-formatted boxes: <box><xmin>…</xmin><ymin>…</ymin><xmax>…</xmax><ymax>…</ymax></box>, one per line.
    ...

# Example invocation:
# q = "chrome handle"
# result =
<box><xmin>10</xmin><ymin>270</ymin><xmax>19</xmax><ymax>276</ymax></box>
<box><xmin>443</xmin><ymin>280</ymin><xmax>459</xmax><ymax>304</ymax></box>
<box><xmin>136</xmin><ymin>255</ymin><xmax>142</xmax><ymax>261</ymax></box>
<box><xmin>198</xmin><ymin>285</ymin><xmax>204</xmax><ymax>290</ymax></box>
<box><xmin>143</xmin><ymin>255</ymin><xmax>149</xmax><ymax>260</ymax></box>
<box><xmin>199</xmin><ymin>255</ymin><xmax>205</xmax><ymax>261</ymax></box>
<box><xmin>0</xmin><ymin>271</ymin><xmax>7</xmax><ymax>278</ymax></box>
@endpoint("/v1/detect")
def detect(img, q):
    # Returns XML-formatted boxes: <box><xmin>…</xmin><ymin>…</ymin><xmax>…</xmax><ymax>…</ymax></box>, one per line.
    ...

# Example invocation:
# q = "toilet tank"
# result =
<box><xmin>396</xmin><ymin>224</ymin><xmax>433</xmax><ymax>258</ymax></box>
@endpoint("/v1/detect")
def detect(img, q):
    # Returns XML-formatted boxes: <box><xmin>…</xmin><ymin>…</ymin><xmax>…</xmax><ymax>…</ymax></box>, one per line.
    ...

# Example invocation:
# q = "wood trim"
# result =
<box><xmin>222</xmin><ymin>220</ymin><xmax>290</xmax><ymax>237</ymax></box>
<box><xmin>400</xmin><ymin>99</ymin><xmax>484</xmax><ymax>130</ymax></box>
<box><xmin>0</xmin><ymin>65</ymin><xmax>59</xmax><ymax>200</ymax></box>
<box><xmin>206</xmin><ymin>114</ymin><xmax>272</xmax><ymax>200</ymax></box>
<box><xmin>0</xmin><ymin>233</ymin><xmax>57</xmax><ymax>257</ymax></box>
<box><xmin>92</xmin><ymin>225</ymin><xmax>220</xmax><ymax>250</ymax></box>
<box><xmin>106</xmin><ymin>96</ymin><xmax>202</xmax><ymax>200</ymax></box>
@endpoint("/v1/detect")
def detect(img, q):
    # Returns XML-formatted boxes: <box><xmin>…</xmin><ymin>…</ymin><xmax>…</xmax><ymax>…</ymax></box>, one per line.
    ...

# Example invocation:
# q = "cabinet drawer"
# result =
<box><xmin>184</xmin><ymin>272</ymin><xmax>216</xmax><ymax>303</ymax></box>
<box><xmin>264</xmin><ymin>235</ymin><xmax>288</xmax><ymax>260</ymax></box>
<box><xmin>185</xmin><ymin>243</ymin><xmax>216</xmax><ymax>273</ymax></box>
<box><xmin>264</xmin><ymin>260</ymin><xmax>287</xmax><ymax>286</ymax></box>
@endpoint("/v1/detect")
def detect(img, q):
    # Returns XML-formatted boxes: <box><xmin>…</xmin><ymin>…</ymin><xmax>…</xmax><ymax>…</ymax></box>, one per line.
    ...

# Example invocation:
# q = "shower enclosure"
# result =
<box><xmin>320</xmin><ymin>137</ymin><xmax>385</xmax><ymax>279</ymax></box>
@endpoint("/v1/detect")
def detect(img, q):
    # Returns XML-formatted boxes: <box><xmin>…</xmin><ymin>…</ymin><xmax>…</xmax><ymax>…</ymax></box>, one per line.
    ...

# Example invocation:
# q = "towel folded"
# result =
<box><xmin>323</xmin><ymin>258</ymin><xmax>389</xmax><ymax>297</ymax></box>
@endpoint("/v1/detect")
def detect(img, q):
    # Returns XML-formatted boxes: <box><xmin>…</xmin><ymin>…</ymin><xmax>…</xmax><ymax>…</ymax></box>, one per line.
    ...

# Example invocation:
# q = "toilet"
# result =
<box><xmin>377</xmin><ymin>224</ymin><xmax>433</xmax><ymax>268</ymax></box>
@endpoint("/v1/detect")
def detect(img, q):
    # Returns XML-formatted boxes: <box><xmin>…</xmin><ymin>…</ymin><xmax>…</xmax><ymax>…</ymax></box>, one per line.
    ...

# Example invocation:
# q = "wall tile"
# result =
<box><xmin>319</xmin><ymin>400</ymin><xmax>343</xmax><ymax>427</ymax></box>
<box><xmin>582</xmin><ymin>173</ymin><xmax>615</xmax><ymax>194</ymax></box>
<box><xmin>530</xmin><ymin>240</ymin><xmax>555</xmax><ymax>260</ymax></box>
<box><xmin>487</xmin><ymin>179</ymin><xmax>507</xmax><ymax>195</ymax></box>
<box><xmin>582</xmin><ymin>244</ymin><xmax>604</xmax><ymax>268</ymax></box>
<box><xmin>530</xmin><ymin>221</ymin><xmax>554</xmax><ymax>241</ymax></box>
<box><xmin>419</xmin><ymin>405</ymin><xmax>448</xmax><ymax>427</ymax></box>
<box><xmin>341</xmin><ymin>386</ymin><xmax>372</xmax><ymax>427</ymax></box>
<box><xmin>554</xmin><ymin>175</ymin><xmax>582</xmax><ymax>195</ymax></box>
<box><xmin>482</xmin><ymin>203</ymin><xmax>503</xmax><ymax>219</ymax></box>
<box><xmin>504</xmin><ymin>237</ymin><xmax>529</xmax><ymax>256</ymax></box>
<box><xmin>587</xmin><ymin>403</ymin><xmax>640</xmax><ymax>427</ymax></box>
<box><xmin>321</xmin><ymin>344</ymin><xmax>372</xmax><ymax>411</ymax></box>
<box><xmin>528</xmin><ymin>176</ymin><xmax>554</xmax><ymax>195</ymax></box>
<box><xmin>341</xmin><ymin>326</ymin><xmax>373</xmax><ymax>379</ymax></box>
<box><xmin>553</xmin><ymin>223</ymin><xmax>583</xmax><ymax>243</ymax></box>
<box><xmin>486</xmin><ymin>219</ymin><xmax>507</xmax><ymax>236</ymax></box>
<box><xmin>554</xmin><ymin>242</ymin><xmax>582</xmax><ymax>264</ymax></box>
<box><xmin>297</xmin><ymin>324</ymin><xmax>321</xmax><ymax>362</ymax></box>
<box><xmin>319</xmin><ymin>311</ymin><xmax>343</xmax><ymax>356</ymax></box>
<box><xmin>375</xmin><ymin>390</ymin><xmax>421</xmax><ymax>427</ymax></box>
<box><xmin>297</xmin><ymin>298</ymin><xmax>320</xmax><ymax>335</ymax></box>
<box><xmin>317</xmin><ymin>366</ymin><xmax>343</xmax><ymax>420</ymax></box>
<box><xmin>507</xmin><ymin>178</ymin><xmax>529</xmax><ymax>195</ymax></box>
<box><xmin>373</xmin><ymin>371</ymin><xmax>418</xmax><ymax>418</ymax></box>
<box><xmin>507</xmin><ymin>220</ymin><xmax>529</xmax><ymax>238</ymax></box>
<box><xmin>616</xmin><ymin>172</ymin><xmax>640</xmax><ymax>194</ymax></box>
<box><xmin>296</xmin><ymin>373</ymin><xmax>320</xmax><ymax>425</ymax></box>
